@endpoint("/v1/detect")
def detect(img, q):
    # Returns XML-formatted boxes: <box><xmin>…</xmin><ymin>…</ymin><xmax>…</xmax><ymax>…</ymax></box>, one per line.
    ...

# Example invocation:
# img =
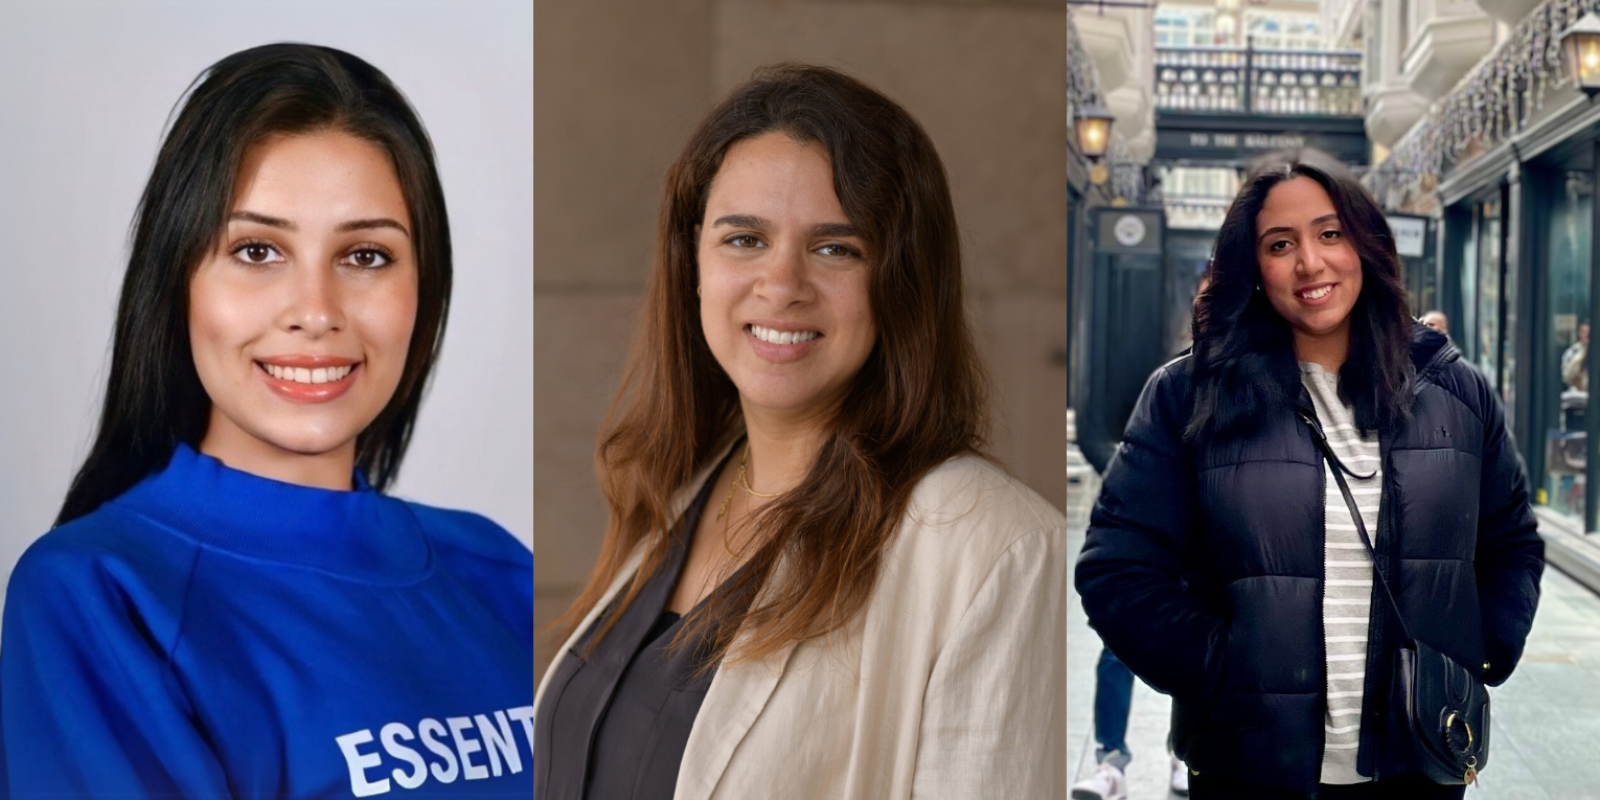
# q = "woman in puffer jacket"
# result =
<box><xmin>1076</xmin><ymin>147</ymin><xmax>1543</xmax><ymax>800</ymax></box>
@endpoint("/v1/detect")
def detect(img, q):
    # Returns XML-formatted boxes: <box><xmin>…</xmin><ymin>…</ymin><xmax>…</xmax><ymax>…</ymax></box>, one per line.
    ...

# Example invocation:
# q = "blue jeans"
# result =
<box><xmin>1094</xmin><ymin>646</ymin><xmax>1134</xmax><ymax>769</ymax></box>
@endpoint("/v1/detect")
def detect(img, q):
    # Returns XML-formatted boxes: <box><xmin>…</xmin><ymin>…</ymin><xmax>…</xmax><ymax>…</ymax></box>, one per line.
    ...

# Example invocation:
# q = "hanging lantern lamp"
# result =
<box><xmin>1075</xmin><ymin>104</ymin><xmax>1115</xmax><ymax>159</ymax></box>
<box><xmin>1562</xmin><ymin>12</ymin><xmax>1600</xmax><ymax>98</ymax></box>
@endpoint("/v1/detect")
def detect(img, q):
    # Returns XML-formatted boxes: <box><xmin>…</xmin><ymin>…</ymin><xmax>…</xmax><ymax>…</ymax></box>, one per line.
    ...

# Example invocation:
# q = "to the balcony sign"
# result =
<box><xmin>1154</xmin><ymin>116</ymin><xmax>1367</xmax><ymax>164</ymax></box>
<box><xmin>1186</xmin><ymin>132</ymin><xmax>1306</xmax><ymax>150</ymax></box>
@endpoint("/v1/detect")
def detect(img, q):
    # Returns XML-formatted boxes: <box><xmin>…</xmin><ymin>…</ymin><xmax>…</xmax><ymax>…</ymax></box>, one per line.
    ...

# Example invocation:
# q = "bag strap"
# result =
<box><xmin>1296</xmin><ymin>410</ymin><xmax>1415</xmax><ymax>644</ymax></box>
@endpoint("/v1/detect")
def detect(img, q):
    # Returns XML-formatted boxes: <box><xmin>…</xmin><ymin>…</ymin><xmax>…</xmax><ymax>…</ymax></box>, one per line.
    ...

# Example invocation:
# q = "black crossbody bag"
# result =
<box><xmin>1299</xmin><ymin>411</ymin><xmax>1488</xmax><ymax>786</ymax></box>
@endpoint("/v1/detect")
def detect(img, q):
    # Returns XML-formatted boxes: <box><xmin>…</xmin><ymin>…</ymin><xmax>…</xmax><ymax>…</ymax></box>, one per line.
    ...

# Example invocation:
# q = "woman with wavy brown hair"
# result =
<box><xmin>532</xmin><ymin>64</ymin><xmax>1066</xmax><ymax>799</ymax></box>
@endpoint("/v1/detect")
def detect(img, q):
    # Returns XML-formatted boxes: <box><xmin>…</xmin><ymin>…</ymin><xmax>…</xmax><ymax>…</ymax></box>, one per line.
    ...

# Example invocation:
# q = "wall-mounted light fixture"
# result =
<box><xmin>1076</xmin><ymin>104</ymin><xmax>1114</xmax><ymax>159</ymax></box>
<box><xmin>1075</xmin><ymin>104</ymin><xmax>1115</xmax><ymax>184</ymax></box>
<box><xmin>1562</xmin><ymin>12</ymin><xmax>1600</xmax><ymax>99</ymax></box>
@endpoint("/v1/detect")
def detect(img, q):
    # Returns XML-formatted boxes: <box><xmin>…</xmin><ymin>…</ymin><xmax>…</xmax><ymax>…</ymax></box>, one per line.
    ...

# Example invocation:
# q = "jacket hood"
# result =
<box><xmin>1409</xmin><ymin>320</ymin><xmax>1459</xmax><ymax>383</ymax></box>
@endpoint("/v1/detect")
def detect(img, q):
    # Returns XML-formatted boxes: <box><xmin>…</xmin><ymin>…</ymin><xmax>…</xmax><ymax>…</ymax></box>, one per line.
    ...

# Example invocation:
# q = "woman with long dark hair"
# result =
<box><xmin>0</xmin><ymin>44</ymin><xmax>532</xmax><ymax>796</ymax></box>
<box><xmin>1077</xmin><ymin>148</ymin><xmax>1543</xmax><ymax>799</ymax></box>
<box><xmin>533</xmin><ymin>64</ymin><xmax>1066</xmax><ymax>799</ymax></box>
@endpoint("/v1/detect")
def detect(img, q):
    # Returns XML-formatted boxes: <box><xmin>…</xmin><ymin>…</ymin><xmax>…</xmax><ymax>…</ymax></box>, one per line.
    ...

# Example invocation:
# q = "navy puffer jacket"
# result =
<box><xmin>1075</xmin><ymin>324</ymin><xmax>1543</xmax><ymax>792</ymax></box>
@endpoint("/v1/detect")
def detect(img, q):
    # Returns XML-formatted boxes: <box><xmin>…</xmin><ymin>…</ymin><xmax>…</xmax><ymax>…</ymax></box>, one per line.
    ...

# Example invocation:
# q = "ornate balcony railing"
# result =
<box><xmin>1156</xmin><ymin>43</ymin><xmax>1364</xmax><ymax>116</ymax></box>
<box><xmin>1365</xmin><ymin>0</ymin><xmax>1600</xmax><ymax>211</ymax></box>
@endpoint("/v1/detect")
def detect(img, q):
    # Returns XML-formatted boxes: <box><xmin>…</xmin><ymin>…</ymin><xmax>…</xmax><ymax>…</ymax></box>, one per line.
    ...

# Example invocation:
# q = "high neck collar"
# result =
<box><xmin>111</xmin><ymin>444</ymin><xmax>430</xmax><ymax>583</ymax></box>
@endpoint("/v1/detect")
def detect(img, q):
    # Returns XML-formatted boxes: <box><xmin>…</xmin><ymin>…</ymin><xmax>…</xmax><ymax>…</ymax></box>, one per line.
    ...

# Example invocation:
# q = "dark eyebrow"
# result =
<box><xmin>1257</xmin><ymin>214</ymin><xmax>1341</xmax><ymax>244</ymax></box>
<box><xmin>229</xmin><ymin>211</ymin><xmax>410</xmax><ymax>237</ymax></box>
<box><xmin>810</xmin><ymin>222</ymin><xmax>860</xmax><ymax>238</ymax></box>
<box><xmin>709</xmin><ymin>215</ymin><xmax>858</xmax><ymax>239</ymax></box>
<box><xmin>336</xmin><ymin>218</ymin><xmax>410</xmax><ymax>237</ymax></box>
<box><xmin>230</xmin><ymin>211</ymin><xmax>295</xmax><ymax>230</ymax></box>
<box><xmin>710</xmin><ymin>214</ymin><xmax>769</xmax><ymax>230</ymax></box>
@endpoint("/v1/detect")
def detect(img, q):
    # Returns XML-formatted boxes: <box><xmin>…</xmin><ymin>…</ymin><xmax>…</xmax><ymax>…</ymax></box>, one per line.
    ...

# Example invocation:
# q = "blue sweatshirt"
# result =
<box><xmin>0</xmin><ymin>445</ymin><xmax>533</xmax><ymax>798</ymax></box>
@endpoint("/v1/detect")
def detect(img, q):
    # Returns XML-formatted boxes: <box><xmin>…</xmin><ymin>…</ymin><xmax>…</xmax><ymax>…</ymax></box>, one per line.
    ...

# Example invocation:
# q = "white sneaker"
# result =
<box><xmin>1071</xmin><ymin>761</ymin><xmax>1128</xmax><ymax>800</ymax></box>
<box><xmin>1170</xmin><ymin>756</ymin><xmax>1190</xmax><ymax>796</ymax></box>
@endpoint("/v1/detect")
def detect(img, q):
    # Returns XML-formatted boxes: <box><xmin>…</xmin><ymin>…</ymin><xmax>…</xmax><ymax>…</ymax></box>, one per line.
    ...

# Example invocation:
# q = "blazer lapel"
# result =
<box><xmin>532</xmin><ymin>429</ymin><xmax>746</xmax><ymax>728</ymax></box>
<box><xmin>673</xmin><ymin>635</ymin><xmax>799</xmax><ymax>800</ymax></box>
<box><xmin>532</xmin><ymin>548</ymin><xmax>642</xmax><ymax>724</ymax></box>
<box><xmin>674</xmin><ymin>501</ymin><xmax>804</xmax><ymax>800</ymax></box>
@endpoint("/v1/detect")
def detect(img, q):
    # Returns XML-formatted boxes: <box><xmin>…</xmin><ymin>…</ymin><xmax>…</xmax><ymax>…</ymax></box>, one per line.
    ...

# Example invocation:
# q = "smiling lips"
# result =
<box><xmin>1296</xmin><ymin>283</ymin><xmax>1336</xmax><ymax>305</ymax></box>
<box><xmin>749</xmin><ymin>324</ymin><xmax>820</xmax><ymax>345</ymax></box>
<box><xmin>745</xmin><ymin>323</ymin><xmax>822</xmax><ymax>364</ymax></box>
<box><xmin>256</xmin><ymin>356</ymin><xmax>361</xmax><ymax>403</ymax></box>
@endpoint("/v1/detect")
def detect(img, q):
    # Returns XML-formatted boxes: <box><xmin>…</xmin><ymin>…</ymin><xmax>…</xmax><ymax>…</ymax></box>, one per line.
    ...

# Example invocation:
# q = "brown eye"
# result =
<box><xmin>343</xmin><ymin>248</ymin><xmax>393</xmax><ymax>269</ymax></box>
<box><xmin>231</xmin><ymin>241</ymin><xmax>283</xmax><ymax>265</ymax></box>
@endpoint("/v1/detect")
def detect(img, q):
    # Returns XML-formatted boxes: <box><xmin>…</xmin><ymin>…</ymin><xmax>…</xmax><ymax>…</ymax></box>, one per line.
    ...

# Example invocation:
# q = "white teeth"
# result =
<box><xmin>263</xmin><ymin>363</ymin><xmax>353</xmax><ymax>384</ymax></box>
<box><xmin>749</xmin><ymin>324</ymin><xmax>820</xmax><ymax>345</ymax></box>
<box><xmin>1301</xmin><ymin>285</ymin><xmax>1333</xmax><ymax>299</ymax></box>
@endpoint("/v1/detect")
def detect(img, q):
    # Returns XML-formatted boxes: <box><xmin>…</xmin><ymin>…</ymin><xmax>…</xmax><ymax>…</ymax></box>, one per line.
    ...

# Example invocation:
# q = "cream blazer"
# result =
<box><xmin>534</xmin><ymin>438</ymin><xmax>1067</xmax><ymax>799</ymax></box>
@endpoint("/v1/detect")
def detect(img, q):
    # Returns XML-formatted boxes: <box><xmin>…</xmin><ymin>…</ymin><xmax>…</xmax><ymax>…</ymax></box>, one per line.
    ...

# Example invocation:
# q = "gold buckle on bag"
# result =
<box><xmin>1444</xmin><ymin>712</ymin><xmax>1479</xmax><ymax>784</ymax></box>
<box><xmin>1444</xmin><ymin>711</ymin><xmax>1474</xmax><ymax>748</ymax></box>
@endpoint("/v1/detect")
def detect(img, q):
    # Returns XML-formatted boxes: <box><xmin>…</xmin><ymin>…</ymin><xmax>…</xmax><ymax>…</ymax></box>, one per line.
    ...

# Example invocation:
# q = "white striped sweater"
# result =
<box><xmin>1301</xmin><ymin>363</ymin><xmax>1378</xmax><ymax>785</ymax></box>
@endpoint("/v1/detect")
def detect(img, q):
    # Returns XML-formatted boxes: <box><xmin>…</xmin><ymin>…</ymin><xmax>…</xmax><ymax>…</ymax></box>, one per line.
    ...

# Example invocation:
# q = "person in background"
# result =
<box><xmin>1562</xmin><ymin>321</ymin><xmax>1589</xmax><ymax>393</ymax></box>
<box><xmin>1556</xmin><ymin>321</ymin><xmax>1589</xmax><ymax>511</ymax></box>
<box><xmin>1077</xmin><ymin>147</ymin><xmax>1543</xmax><ymax>798</ymax></box>
<box><xmin>1420</xmin><ymin>310</ymin><xmax>1448</xmax><ymax>337</ymax></box>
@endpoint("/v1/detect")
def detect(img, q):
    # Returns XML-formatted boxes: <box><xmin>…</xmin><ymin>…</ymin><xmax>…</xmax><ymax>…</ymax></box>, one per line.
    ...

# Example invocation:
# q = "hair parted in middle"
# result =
<box><xmin>1187</xmin><ymin>146</ymin><xmax>1414</xmax><ymax>443</ymax></box>
<box><xmin>552</xmin><ymin>63</ymin><xmax>991</xmax><ymax>667</ymax></box>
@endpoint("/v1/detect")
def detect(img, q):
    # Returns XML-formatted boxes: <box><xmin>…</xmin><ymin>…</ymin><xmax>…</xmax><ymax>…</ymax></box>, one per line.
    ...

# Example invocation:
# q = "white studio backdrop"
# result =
<box><xmin>0</xmin><ymin>0</ymin><xmax>534</xmax><ymax>581</ymax></box>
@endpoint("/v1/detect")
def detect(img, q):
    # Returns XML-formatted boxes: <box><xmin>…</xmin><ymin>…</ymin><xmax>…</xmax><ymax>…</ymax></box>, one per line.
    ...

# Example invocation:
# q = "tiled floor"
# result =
<box><xmin>1067</xmin><ymin>476</ymin><xmax>1600</xmax><ymax>800</ymax></box>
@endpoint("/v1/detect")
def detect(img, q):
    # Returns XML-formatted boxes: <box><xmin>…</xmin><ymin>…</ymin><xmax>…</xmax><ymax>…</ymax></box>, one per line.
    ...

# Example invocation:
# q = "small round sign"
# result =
<box><xmin>1114</xmin><ymin>214</ymin><xmax>1146</xmax><ymax>247</ymax></box>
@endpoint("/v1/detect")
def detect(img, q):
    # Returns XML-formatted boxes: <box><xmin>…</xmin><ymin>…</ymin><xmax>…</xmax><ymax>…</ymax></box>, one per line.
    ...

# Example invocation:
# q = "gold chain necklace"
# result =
<box><xmin>715</xmin><ymin>441</ymin><xmax>790</xmax><ymax>561</ymax></box>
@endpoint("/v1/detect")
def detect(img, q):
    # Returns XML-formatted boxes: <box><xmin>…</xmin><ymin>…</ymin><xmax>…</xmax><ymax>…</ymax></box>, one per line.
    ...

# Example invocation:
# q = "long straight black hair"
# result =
<box><xmin>56</xmin><ymin>43</ymin><xmax>452</xmax><ymax>526</ymax></box>
<box><xmin>1186</xmin><ymin>147</ymin><xmax>1413</xmax><ymax>443</ymax></box>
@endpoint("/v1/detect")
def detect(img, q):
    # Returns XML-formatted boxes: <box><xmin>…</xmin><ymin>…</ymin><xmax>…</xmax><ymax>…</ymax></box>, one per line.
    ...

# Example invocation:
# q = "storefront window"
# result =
<box><xmin>1476</xmin><ymin>198</ymin><xmax>1503</xmax><ymax>389</ymax></box>
<box><xmin>1413</xmin><ymin>256</ymin><xmax>1437</xmax><ymax>316</ymax></box>
<box><xmin>1164</xmin><ymin>232</ymin><xmax>1213</xmax><ymax>356</ymax></box>
<box><xmin>1156</xmin><ymin>7</ymin><xmax>1216</xmax><ymax>48</ymax></box>
<box><xmin>1393</xmin><ymin>215</ymin><xmax>1436</xmax><ymax>315</ymax></box>
<box><xmin>1542</xmin><ymin>171</ymin><xmax>1592</xmax><ymax>520</ymax></box>
<box><xmin>1244</xmin><ymin>11</ymin><xmax>1322</xmax><ymax>50</ymax></box>
<box><xmin>1461</xmin><ymin>209</ymin><xmax>1479</xmax><ymax>366</ymax></box>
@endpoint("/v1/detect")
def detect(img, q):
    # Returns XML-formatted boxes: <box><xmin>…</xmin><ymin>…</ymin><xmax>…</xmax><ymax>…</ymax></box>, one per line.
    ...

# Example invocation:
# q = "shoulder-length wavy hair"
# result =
<box><xmin>1187</xmin><ymin>147</ymin><xmax>1412</xmax><ymax>443</ymax></box>
<box><xmin>57</xmin><ymin>43</ymin><xmax>452</xmax><ymax>525</ymax></box>
<box><xmin>553</xmin><ymin>63</ymin><xmax>991</xmax><ymax>667</ymax></box>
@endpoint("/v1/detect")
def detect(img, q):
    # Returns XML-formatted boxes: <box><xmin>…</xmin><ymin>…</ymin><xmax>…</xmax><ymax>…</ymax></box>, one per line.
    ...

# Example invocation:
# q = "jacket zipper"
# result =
<box><xmin>1315</xmin><ymin>417</ymin><xmax>1330</xmax><ymax>775</ymax></box>
<box><xmin>1361</xmin><ymin>427</ymin><xmax>1392</xmax><ymax>779</ymax></box>
<box><xmin>1298</xmin><ymin>405</ymin><xmax>1331</xmax><ymax>775</ymax></box>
